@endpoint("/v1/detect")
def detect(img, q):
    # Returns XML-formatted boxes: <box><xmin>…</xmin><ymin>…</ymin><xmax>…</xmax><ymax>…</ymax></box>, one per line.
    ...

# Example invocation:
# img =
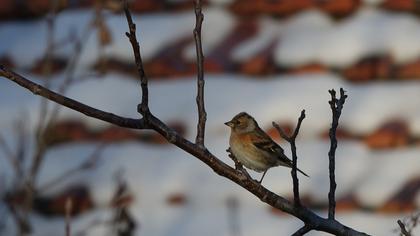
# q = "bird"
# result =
<box><xmin>225</xmin><ymin>112</ymin><xmax>309</xmax><ymax>183</ymax></box>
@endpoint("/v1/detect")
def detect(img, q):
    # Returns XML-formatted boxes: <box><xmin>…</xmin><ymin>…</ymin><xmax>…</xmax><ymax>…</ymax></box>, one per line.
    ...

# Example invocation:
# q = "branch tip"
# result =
<box><xmin>0</xmin><ymin>3</ymin><xmax>371</xmax><ymax>234</ymax></box>
<box><xmin>194</xmin><ymin>0</ymin><xmax>206</xmax><ymax>147</ymax></box>
<box><xmin>327</xmin><ymin>88</ymin><xmax>348</xmax><ymax>219</ymax></box>
<box><xmin>398</xmin><ymin>220</ymin><xmax>411</xmax><ymax>236</ymax></box>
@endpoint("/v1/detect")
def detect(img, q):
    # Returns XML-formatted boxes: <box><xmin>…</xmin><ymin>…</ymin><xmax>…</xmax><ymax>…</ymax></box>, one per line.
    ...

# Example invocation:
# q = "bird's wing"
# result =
<box><xmin>251</xmin><ymin>128</ymin><xmax>310</xmax><ymax>177</ymax></box>
<box><xmin>251</xmin><ymin>128</ymin><xmax>291</xmax><ymax>163</ymax></box>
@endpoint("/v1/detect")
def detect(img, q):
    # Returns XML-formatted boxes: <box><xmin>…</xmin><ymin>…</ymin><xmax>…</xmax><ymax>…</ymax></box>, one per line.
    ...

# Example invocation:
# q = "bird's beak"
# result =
<box><xmin>224</xmin><ymin>121</ymin><xmax>234</xmax><ymax>127</ymax></box>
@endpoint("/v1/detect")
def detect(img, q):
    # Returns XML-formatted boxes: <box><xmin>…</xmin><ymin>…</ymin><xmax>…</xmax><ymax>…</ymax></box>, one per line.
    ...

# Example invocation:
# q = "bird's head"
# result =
<box><xmin>225</xmin><ymin>112</ymin><xmax>257</xmax><ymax>133</ymax></box>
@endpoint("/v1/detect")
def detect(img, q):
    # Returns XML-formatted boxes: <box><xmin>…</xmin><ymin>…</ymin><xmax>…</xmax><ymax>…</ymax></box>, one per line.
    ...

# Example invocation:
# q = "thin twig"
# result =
<box><xmin>0</xmin><ymin>133</ymin><xmax>23</xmax><ymax>178</ymax></box>
<box><xmin>193</xmin><ymin>0</ymin><xmax>207</xmax><ymax>147</ymax></box>
<box><xmin>0</xmin><ymin>66</ymin><xmax>145</xmax><ymax>129</ymax></box>
<box><xmin>38</xmin><ymin>144</ymin><xmax>105</xmax><ymax>192</ymax></box>
<box><xmin>0</xmin><ymin>48</ymin><xmax>369</xmax><ymax>236</ymax></box>
<box><xmin>292</xmin><ymin>224</ymin><xmax>312</xmax><ymax>236</ymax></box>
<box><xmin>398</xmin><ymin>220</ymin><xmax>411</xmax><ymax>236</ymax></box>
<box><xmin>36</xmin><ymin>0</ymin><xmax>58</xmax><ymax>136</ymax></box>
<box><xmin>123</xmin><ymin>0</ymin><xmax>150</xmax><ymax>120</ymax></box>
<box><xmin>73</xmin><ymin>219</ymin><xmax>112</xmax><ymax>236</ymax></box>
<box><xmin>29</xmin><ymin>3</ymin><xmax>59</xmax><ymax>212</ymax></box>
<box><xmin>273</xmin><ymin>110</ymin><xmax>306</xmax><ymax>207</ymax></box>
<box><xmin>226</xmin><ymin>148</ymin><xmax>251</xmax><ymax>180</ymax></box>
<box><xmin>45</xmin><ymin>13</ymin><xmax>97</xmax><ymax>127</ymax></box>
<box><xmin>14</xmin><ymin>118</ymin><xmax>27</xmax><ymax>166</ymax></box>
<box><xmin>28</xmin><ymin>142</ymin><xmax>47</xmax><ymax>188</ymax></box>
<box><xmin>5</xmin><ymin>201</ymin><xmax>31</xmax><ymax>234</ymax></box>
<box><xmin>65</xmin><ymin>198</ymin><xmax>73</xmax><ymax>236</ymax></box>
<box><xmin>226</xmin><ymin>196</ymin><xmax>241</xmax><ymax>236</ymax></box>
<box><xmin>0</xmin><ymin>5</ymin><xmax>371</xmax><ymax>236</ymax></box>
<box><xmin>327</xmin><ymin>88</ymin><xmax>347</xmax><ymax>220</ymax></box>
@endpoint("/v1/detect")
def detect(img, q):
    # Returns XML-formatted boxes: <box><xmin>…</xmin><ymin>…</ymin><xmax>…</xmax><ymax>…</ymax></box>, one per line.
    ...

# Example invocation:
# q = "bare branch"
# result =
<box><xmin>327</xmin><ymin>88</ymin><xmax>347</xmax><ymax>220</ymax></box>
<box><xmin>396</xmin><ymin>212</ymin><xmax>420</xmax><ymax>236</ymax></box>
<box><xmin>38</xmin><ymin>144</ymin><xmax>105</xmax><ymax>192</ymax></box>
<box><xmin>28</xmin><ymin>141</ymin><xmax>47</xmax><ymax>187</ymax></box>
<box><xmin>226</xmin><ymin>197</ymin><xmax>241</xmax><ymax>236</ymax></box>
<box><xmin>398</xmin><ymin>220</ymin><xmax>411</xmax><ymax>236</ymax></box>
<box><xmin>65</xmin><ymin>198</ymin><xmax>73</xmax><ymax>236</ymax></box>
<box><xmin>292</xmin><ymin>224</ymin><xmax>312</xmax><ymax>236</ymax></box>
<box><xmin>274</xmin><ymin>123</ymin><xmax>291</xmax><ymax>142</ymax></box>
<box><xmin>44</xmin><ymin>12</ymin><xmax>97</xmax><ymax>128</ymax></box>
<box><xmin>226</xmin><ymin>148</ymin><xmax>251</xmax><ymax>180</ymax></box>
<box><xmin>0</xmin><ymin>53</ymin><xmax>369</xmax><ymax>236</ymax></box>
<box><xmin>35</xmin><ymin>0</ymin><xmax>58</xmax><ymax>136</ymax></box>
<box><xmin>0</xmin><ymin>4</ymin><xmax>371</xmax><ymax>235</ymax></box>
<box><xmin>4</xmin><ymin>201</ymin><xmax>31</xmax><ymax>234</ymax></box>
<box><xmin>0</xmin><ymin>133</ymin><xmax>23</xmax><ymax>178</ymax></box>
<box><xmin>0</xmin><ymin>66</ymin><xmax>145</xmax><ymax>129</ymax></box>
<box><xmin>123</xmin><ymin>0</ymin><xmax>150</xmax><ymax>120</ymax></box>
<box><xmin>193</xmin><ymin>0</ymin><xmax>207</xmax><ymax>147</ymax></box>
<box><xmin>0</xmin><ymin>134</ymin><xmax>13</xmax><ymax>158</ymax></box>
<box><xmin>273</xmin><ymin>110</ymin><xmax>306</xmax><ymax>207</ymax></box>
<box><xmin>292</xmin><ymin>110</ymin><xmax>306</xmax><ymax>139</ymax></box>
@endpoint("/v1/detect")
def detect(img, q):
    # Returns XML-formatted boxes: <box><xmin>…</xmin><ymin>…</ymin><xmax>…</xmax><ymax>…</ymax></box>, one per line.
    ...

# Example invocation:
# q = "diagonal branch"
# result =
<box><xmin>0</xmin><ymin>3</ymin><xmax>370</xmax><ymax>235</ymax></box>
<box><xmin>123</xmin><ymin>0</ymin><xmax>150</xmax><ymax>120</ymax></box>
<box><xmin>398</xmin><ymin>220</ymin><xmax>411</xmax><ymax>236</ymax></box>
<box><xmin>327</xmin><ymin>88</ymin><xmax>347</xmax><ymax>220</ymax></box>
<box><xmin>292</xmin><ymin>224</ymin><xmax>313</xmax><ymax>236</ymax></box>
<box><xmin>0</xmin><ymin>66</ymin><xmax>369</xmax><ymax>235</ymax></box>
<box><xmin>37</xmin><ymin>143</ymin><xmax>105</xmax><ymax>192</ymax></box>
<box><xmin>0</xmin><ymin>66</ymin><xmax>145</xmax><ymax>129</ymax></box>
<box><xmin>193</xmin><ymin>0</ymin><xmax>207</xmax><ymax>147</ymax></box>
<box><xmin>273</xmin><ymin>110</ymin><xmax>306</xmax><ymax>207</ymax></box>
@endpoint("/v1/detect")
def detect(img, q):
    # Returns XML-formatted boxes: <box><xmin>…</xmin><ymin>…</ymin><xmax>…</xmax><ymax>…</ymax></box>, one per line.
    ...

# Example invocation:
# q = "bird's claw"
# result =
<box><xmin>226</xmin><ymin>148</ymin><xmax>251</xmax><ymax>178</ymax></box>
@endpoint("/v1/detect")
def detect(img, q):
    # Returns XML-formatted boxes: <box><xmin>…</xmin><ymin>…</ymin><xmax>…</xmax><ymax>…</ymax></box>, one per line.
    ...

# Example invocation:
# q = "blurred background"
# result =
<box><xmin>1</xmin><ymin>0</ymin><xmax>420</xmax><ymax>235</ymax></box>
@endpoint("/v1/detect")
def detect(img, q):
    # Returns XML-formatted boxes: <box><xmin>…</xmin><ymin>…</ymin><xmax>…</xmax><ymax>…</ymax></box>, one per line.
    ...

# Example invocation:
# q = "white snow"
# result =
<box><xmin>4</xmin><ymin>7</ymin><xmax>420</xmax><ymax>70</ymax></box>
<box><xmin>232</xmin><ymin>10</ymin><xmax>332</xmax><ymax>62</ymax></box>
<box><xmin>182</xmin><ymin>7</ymin><xmax>236</xmax><ymax>60</ymax></box>
<box><xmin>0</xmin><ymin>9</ymin><xmax>195</xmax><ymax>69</ymax></box>
<box><xmin>2</xmin><ymin>4</ymin><xmax>420</xmax><ymax>236</ymax></box>
<box><xmin>362</xmin><ymin>0</ymin><xmax>386</xmax><ymax>5</ymax></box>
<box><xmin>4</xmin><ymin>72</ymin><xmax>420</xmax><ymax>138</ymax></box>
<box><xmin>275</xmin><ymin>8</ymin><xmax>420</xmax><ymax>67</ymax></box>
<box><xmin>231</xmin><ymin>17</ymin><xmax>282</xmax><ymax>62</ymax></box>
<box><xmin>355</xmin><ymin>148</ymin><xmax>420</xmax><ymax>208</ymax></box>
<box><xmin>2</xmin><ymin>72</ymin><xmax>420</xmax><ymax>235</ymax></box>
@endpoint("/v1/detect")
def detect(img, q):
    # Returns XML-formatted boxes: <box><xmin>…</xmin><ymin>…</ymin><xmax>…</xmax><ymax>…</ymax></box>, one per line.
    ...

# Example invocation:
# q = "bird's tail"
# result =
<box><xmin>296</xmin><ymin>167</ymin><xmax>309</xmax><ymax>177</ymax></box>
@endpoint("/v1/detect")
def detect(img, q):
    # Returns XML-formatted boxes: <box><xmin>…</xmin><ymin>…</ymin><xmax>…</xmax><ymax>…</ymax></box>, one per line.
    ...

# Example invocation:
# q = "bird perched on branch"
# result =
<box><xmin>225</xmin><ymin>112</ymin><xmax>309</xmax><ymax>183</ymax></box>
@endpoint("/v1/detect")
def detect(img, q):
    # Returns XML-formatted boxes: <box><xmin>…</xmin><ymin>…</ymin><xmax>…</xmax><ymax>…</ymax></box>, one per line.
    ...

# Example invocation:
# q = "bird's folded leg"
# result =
<box><xmin>258</xmin><ymin>170</ymin><xmax>268</xmax><ymax>184</ymax></box>
<box><xmin>226</xmin><ymin>148</ymin><xmax>251</xmax><ymax>179</ymax></box>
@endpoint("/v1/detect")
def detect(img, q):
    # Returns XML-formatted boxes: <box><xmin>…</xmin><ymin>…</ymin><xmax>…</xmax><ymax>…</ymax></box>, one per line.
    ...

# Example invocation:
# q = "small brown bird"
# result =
<box><xmin>225</xmin><ymin>112</ymin><xmax>309</xmax><ymax>183</ymax></box>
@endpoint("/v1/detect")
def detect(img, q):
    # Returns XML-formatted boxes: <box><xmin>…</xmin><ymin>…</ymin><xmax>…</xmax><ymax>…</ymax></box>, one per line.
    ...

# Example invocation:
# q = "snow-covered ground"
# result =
<box><xmin>4</xmin><ymin>7</ymin><xmax>420</xmax><ymax>70</ymax></box>
<box><xmin>1</xmin><ymin>73</ymin><xmax>420</xmax><ymax>235</ymax></box>
<box><xmin>1</xmin><ymin>5</ymin><xmax>420</xmax><ymax>236</ymax></box>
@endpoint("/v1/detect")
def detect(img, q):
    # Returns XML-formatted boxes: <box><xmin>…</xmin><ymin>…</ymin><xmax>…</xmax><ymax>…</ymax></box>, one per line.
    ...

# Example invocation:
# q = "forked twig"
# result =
<box><xmin>292</xmin><ymin>224</ymin><xmax>312</xmax><ymax>236</ymax></box>
<box><xmin>193</xmin><ymin>0</ymin><xmax>207</xmax><ymax>147</ymax></box>
<box><xmin>0</xmin><ymin>3</ymin><xmax>370</xmax><ymax>236</ymax></box>
<box><xmin>123</xmin><ymin>0</ymin><xmax>150</xmax><ymax>120</ymax></box>
<box><xmin>398</xmin><ymin>220</ymin><xmax>411</xmax><ymax>236</ymax></box>
<box><xmin>327</xmin><ymin>88</ymin><xmax>347</xmax><ymax>220</ymax></box>
<box><xmin>273</xmin><ymin>110</ymin><xmax>306</xmax><ymax>207</ymax></box>
<box><xmin>38</xmin><ymin>144</ymin><xmax>105</xmax><ymax>192</ymax></box>
<box><xmin>65</xmin><ymin>198</ymin><xmax>73</xmax><ymax>236</ymax></box>
<box><xmin>226</xmin><ymin>148</ymin><xmax>251</xmax><ymax>180</ymax></box>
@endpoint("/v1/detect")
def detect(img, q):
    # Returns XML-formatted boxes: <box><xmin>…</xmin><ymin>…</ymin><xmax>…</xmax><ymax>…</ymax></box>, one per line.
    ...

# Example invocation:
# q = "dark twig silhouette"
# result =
<box><xmin>273</xmin><ymin>110</ymin><xmax>306</xmax><ymax>207</ymax></box>
<box><xmin>328</xmin><ymin>88</ymin><xmax>347</xmax><ymax>220</ymax></box>
<box><xmin>0</xmin><ymin>1</ymin><xmax>371</xmax><ymax>235</ymax></box>
<box><xmin>193</xmin><ymin>0</ymin><xmax>207</xmax><ymax>148</ymax></box>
